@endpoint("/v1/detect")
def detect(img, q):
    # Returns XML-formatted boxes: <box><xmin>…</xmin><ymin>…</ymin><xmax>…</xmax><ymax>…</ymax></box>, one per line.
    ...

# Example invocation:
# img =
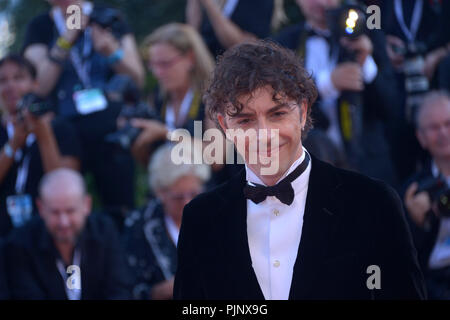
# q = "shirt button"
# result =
<box><xmin>273</xmin><ymin>209</ymin><xmax>279</xmax><ymax>216</ymax></box>
<box><xmin>273</xmin><ymin>260</ymin><xmax>280</xmax><ymax>268</ymax></box>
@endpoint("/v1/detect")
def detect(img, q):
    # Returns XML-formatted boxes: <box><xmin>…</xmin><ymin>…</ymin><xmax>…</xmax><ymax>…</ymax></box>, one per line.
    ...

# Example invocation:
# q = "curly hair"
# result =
<box><xmin>204</xmin><ymin>40</ymin><xmax>318</xmax><ymax>138</ymax></box>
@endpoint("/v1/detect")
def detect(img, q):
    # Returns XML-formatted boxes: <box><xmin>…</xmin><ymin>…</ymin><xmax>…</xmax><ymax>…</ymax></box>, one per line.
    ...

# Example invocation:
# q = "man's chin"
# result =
<box><xmin>53</xmin><ymin>232</ymin><xmax>78</xmax><ymax>244</ymax></box>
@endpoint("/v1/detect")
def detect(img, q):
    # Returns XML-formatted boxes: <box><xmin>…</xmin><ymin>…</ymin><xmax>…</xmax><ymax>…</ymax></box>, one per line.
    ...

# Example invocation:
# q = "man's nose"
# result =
<box><xmin>256</xmin><ymin>117</ymin><xmax>272</xmax><ymax>131</ymax></box>
<box><xmin>59</xmin><ymin>213</ymin><xmax>70</xmax><ymax>227</ymax></box>
<box><xmin>256</xmin><ymin>118</ymin><xmax>278</xmax><ymax>149</ymax></box>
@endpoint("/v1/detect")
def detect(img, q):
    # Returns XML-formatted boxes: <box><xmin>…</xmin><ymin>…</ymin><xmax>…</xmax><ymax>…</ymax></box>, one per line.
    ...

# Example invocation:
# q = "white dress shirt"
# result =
<box><xmin>245</xmin><ymin>147</ymin><xmax>312</xmax><ymax>300</ymax></box>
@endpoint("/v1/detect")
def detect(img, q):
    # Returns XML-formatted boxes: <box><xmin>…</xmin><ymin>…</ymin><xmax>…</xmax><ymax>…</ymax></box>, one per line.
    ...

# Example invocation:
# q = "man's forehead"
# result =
<box><xmin>420</xmin><ymin>101</ymin><xmax>450</xmax><ymax>124</ymax></box>
<box><xmin>235</xmin><ymin>88</ymin><xmax>293</xmax><ymax>112</ymax></box>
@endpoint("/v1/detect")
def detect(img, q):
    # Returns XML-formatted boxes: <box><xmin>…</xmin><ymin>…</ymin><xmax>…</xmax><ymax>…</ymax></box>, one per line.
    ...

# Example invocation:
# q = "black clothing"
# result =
<box><xmin>174</xmin><ymin>154</ymin><xmax>426</xmax><ymax>299</ymax></box>
<box><xmin>0</xmin><ymin>119</ymin><xmax>81</xmax><ymax>238</ymax></box>
<box><xmin>5</xmin><ymin>214</ymin><xmax>132</xmax><ymax>300</ymax></box>
<box><xmin>123</xmin><ymin>200</ymin><xmax>177</xmax><ymax>300</ymax></box>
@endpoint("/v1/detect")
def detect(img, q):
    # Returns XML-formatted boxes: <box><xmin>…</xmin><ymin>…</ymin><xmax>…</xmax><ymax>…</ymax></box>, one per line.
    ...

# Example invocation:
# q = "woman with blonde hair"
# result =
<box><xmin>130</xmin><ymin>23</ymin><xmax>215</xmax><ymax>165</ymax></box>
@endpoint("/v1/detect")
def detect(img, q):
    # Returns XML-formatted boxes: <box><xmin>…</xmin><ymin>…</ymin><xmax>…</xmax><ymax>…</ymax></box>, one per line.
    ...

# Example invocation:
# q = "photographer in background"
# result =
<box><xmin>22</xmin><ymin>0</ymin><xmax>145</xmax><ymax>227</ymax></box>
<box><xmin>403</xmin><ymin>91</ymin><xmax>450</xmax><ymax>299</ymax></box>
<box><xmin>0</xmin><ymin>54</ymin><xmax>81</xmax><ymax>239</ymax></box>
<box><xmin>5</xmin><ymin>168</ymin><xmax>132</xmax><ymax>300</ymax></box>
<box><xmin>125</xmin><ymin>23</ymin><xmax>215</xmax><ymax>167</ymax></box>
<box><xmin>274</xmin><ymin>0</ymin><xmax>399</xmax><ymax>186</ymax></box>
<box><xmin>384</xmin><ymin>0</ymin><xmax>444</xmax><ymax>182</ymax></box>
<box><xmin>186</xmin><ymin>0</ymin><xmax>278</xmax><ymax>57</ymax></box>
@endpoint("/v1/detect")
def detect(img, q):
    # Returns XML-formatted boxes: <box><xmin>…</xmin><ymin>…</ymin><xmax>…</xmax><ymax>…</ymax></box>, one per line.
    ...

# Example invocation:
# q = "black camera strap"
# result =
<box><xmin>394</xmin><ymin>0</ymin><xmax>423</xmax><ymax>44</ymax></box>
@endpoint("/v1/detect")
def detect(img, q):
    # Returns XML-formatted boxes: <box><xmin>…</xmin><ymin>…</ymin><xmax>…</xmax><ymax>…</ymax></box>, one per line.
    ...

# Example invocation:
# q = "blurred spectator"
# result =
<box><xmin>186</xmin><ymin>0</ymin><xmax>279</xmax><ymax>57</ymax></box>
<box><xmin>129</xmin><ymin>23</ymin><xmax>215</xmax><ymax>166</ymax></box>
<box><xmin>403</xmin><ymin>91</ymin><xmax>450</xmax><ymax>299</ymax></box>
<box><xmin>384</xmin><ymin>0</ymin><xmax>446</xmax><ymax>182</ymax></box>
<box><xmin>0</xmin><ymin>239</ymin><xmax>8</xmax><ymax>300</ymax></box>
<box><xmin>0</xmin><ymin>54</ymin><xmax>81</xmax><ymax>239</ymax></box>
<box><xmin>5</xmin><ymin>168</ymin><xmax>132</xmax><ymax>300</ymax></box>
<box><xmin>274</xmin><ymin>0</ymin><xmax>399</xmax><ymax>186</ymax></box>
<box><xmin>22</xmin><ymin>0</ymin><xmax>145</xmax><ymax>226</ymax></box>
<box><xmin>123</xmin><ymin>143</ymin><xmax>210</xmax><ymax>300</ymax></box>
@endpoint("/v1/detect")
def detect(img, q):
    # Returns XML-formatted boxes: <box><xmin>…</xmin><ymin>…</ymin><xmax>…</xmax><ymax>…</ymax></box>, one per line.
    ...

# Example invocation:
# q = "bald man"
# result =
<box><xmin>5</xmin><ymin>168</ymin><xmax>132</xmax><ymax>300</ymax></box>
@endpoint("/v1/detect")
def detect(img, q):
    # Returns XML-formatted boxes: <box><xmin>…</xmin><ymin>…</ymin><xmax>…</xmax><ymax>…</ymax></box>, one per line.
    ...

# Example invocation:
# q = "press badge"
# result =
<box><xmin>73</xmin><ymin>88</ymin><xmax>107</xmax><ymax>115</ymax></box>
<box><xmin>6</xmin><ymin>194</ymin><xmax>33</xmax><ymax>228</ymax></box>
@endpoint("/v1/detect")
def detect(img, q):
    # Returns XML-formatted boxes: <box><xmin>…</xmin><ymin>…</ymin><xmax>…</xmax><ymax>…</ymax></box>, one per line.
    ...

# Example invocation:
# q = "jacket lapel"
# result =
<box><xmin>289</xmin><ymin>155</ymin><xmax>342</xmax><ymax>299</ymax></box>
<box><xmin>217</xmin><ymin>155</ymin><xmax>343</xmax><ymax>300</ymax></box>
<box><xmin>218</xmin><ymin>169</ymin><xmax>265</xmax><ymax>299</ymax></box>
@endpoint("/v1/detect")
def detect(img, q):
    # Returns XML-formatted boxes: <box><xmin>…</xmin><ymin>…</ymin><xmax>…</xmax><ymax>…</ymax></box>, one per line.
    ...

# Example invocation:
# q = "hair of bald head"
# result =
<box><xmin>416</xmin><ymin>90</ymin><xmax>450</xmax><ymax>129</ymax></box>
<box><xmin>39</xmin><ymin>168</ymin><xmax>87</xmax><ymax>199</ymax></box>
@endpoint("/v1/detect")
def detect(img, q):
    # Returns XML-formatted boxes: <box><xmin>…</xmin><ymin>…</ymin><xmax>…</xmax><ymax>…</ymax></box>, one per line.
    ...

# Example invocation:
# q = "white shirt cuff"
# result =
<box><xmin>316</xmin><ymin>70</ymin><xmax>340</xmax><ymax>100</ymax></box>
<box><xmin>362</xmin><ymin>55</ymin><xmax>378</xmax><ymax>84</ymax></box>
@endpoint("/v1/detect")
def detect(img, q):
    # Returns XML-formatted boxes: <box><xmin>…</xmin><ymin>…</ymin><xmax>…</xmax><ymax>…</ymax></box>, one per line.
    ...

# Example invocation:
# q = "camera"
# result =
<box><xmin>104</xmin><ymin>75</ymin><xmax>161</xmax><ymax>150</ymax></box>
<box><xmin>326</xmin><ymin>1</ymin><xmax>367</xmax><ymax>168</ymax></box>
<box><xmin>105</xmin><ymin>102</ymin><xmax>160</xmax><ymax>150</ymax></box>
<box><xmin>392</xmin><ymin>41</ymin><xmax>430</xmax><ymax>125</ymax></box>
<box><xmin>89</xmin><ymin>7</ymin><xmax>125</xmax><ymax>39</ymax></box>
<box><xmin>16</xmin><ymin>93</ymin><xmax>53</xmax><ymax>120</ymax></box>
<box><xmin>416</xmin><ymin>175</ymin><xmax>450</xmax><ymax>217</ymax></box>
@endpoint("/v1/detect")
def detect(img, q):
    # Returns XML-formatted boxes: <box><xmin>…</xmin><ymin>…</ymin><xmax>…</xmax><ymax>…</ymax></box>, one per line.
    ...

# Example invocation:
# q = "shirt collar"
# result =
<box><xmin>245</xmin><ymin>146</ymin><xmax>308</xmax><ymax>186</ymax></box>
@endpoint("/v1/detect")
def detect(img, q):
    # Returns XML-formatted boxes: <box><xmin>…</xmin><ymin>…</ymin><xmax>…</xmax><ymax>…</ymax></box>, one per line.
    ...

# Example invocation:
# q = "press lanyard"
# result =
<box><xmin>394</xmin><ymin>0</ymin><xmax>423</xmax><ymax>43</ymax></box>
<box><xmin>6</xmin><ymin>122</ymin><xmax>35</xmax><ymax>194</ymax></box>
<box><xmin>56</xmin><ymin>248</ymin><xmax>82</xmax><ymax>300</ymax></box>
<box><xmin>52</xmin><ymin>7</ymin><xmax>93</xmax><ymax>89</ymax></box>
<box><xmin>165</xmin><ymin>88</ymin><xmax>194</xmax><ymax>131</ymax></box>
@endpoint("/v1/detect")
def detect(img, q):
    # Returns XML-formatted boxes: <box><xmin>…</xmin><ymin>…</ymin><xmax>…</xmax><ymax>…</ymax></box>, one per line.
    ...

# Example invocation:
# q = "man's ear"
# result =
<box><xmin>83</xmin><ymin>195</ymin><xmax>92</xmax><ymax>217</ymax></box>
<box><xmin>416</xmin><ymin>129</ymin><xmax>427</xmax><ymax>149</ymax></box>
<box><xmin>36</xmin><ymin>198</ymin><xmax>45</xmax><ymax>219</ymax></box>
<box><xmin>217</xmin><ymin>114</ymin><xmax>228</xmax><ymax>133</ymax></box>
<box><xmin>300</xmin><ymin>101</ymin><xmax>308</xmax><ymax>129</ymax></box>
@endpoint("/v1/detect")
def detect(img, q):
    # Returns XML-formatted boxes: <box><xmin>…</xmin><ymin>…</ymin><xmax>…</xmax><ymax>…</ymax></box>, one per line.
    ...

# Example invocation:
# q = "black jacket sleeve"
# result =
<box><xmin>372</xmin><ymin>182</ymin><xmax>427</xmax><ymax>299</ymax></box>
<box><xmin>173</xmin><ymin>200</ymin><xmax>205</xmax><ymax>299</ymax></box>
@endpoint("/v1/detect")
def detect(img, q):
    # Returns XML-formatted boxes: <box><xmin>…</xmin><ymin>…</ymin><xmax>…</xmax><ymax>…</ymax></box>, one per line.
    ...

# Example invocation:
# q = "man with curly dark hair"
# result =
<box><xmin>174</xmin><ymin>40</ymin><xmax>426</xmax><ymax>300</ymax></box>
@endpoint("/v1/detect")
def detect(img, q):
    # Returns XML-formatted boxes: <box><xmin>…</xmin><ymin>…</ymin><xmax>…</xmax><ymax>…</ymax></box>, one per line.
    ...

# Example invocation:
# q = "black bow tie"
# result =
<box><xmin>243</xmin><ymin>152</ymin><xmax>310</xmax><ymax>206</ymax></box>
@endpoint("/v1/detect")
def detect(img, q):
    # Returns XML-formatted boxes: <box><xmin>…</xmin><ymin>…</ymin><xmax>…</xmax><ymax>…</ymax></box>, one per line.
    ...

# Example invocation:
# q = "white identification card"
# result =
<box><xmin>6</xmin><ymin>194</ymin><xmax>33</xmax><ymax>228</ymax></box>
<box><xmin>73</xmin><ymin>88</ymin><xmax>108</xmax><ymax>115</ymax></box>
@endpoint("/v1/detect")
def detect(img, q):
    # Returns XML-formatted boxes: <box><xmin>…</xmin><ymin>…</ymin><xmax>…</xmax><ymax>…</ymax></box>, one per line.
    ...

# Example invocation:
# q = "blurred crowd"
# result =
<box><xmin>0</xmin><ymin>0</ymin><xmax>449</xmax><ymax>300</ymax></box>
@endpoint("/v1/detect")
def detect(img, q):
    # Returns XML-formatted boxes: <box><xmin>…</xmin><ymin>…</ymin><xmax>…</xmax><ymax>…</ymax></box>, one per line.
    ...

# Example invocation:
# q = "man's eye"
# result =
<box><xmin>238</xmin><ymin>119</ymin><xmax>251</xmax><ymax>125</ymax></box>
<box><xmin>273</xmin><ymin>112</ymin><xmax>286</xmax><ymax>117</ymax></box>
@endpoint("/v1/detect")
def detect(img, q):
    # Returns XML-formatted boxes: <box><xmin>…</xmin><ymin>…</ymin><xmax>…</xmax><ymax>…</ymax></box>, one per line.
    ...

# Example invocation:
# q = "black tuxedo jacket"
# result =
<box><xmin>174</xmin><ymin>155</ymin><xmax>426</xmax><ymax>299</ymax></box>
<box><xmin>5</xmin><ymin>214</ymin><xmax>132</xmax><ymax>300</ymax></box>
